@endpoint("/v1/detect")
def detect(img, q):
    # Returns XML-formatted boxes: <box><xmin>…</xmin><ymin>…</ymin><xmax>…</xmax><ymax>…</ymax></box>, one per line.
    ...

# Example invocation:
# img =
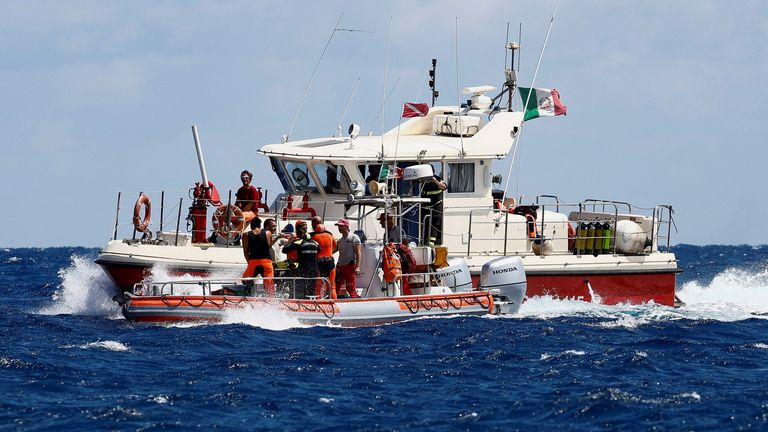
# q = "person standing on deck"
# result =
<box><xmin>334</xmin><ymin>218</ymin><xmax>361</xmax><ymax>298</ymax></box>
<box><xmin>282</xmin><ymin>221</ymin><xmax>320</xmax><ymax>299</ymax></box>
<box><xmin>378</xmin><ymin>211</ymin><xmax>406</xmax><ymax>244</ymax></box>
<box><xmin>420</xmin><ymin>171</ymin><xmax>447</xmax><ymax>245</ymax></box>
<box><xmin>310</xmin><ymin>216</ymin><xmax>337</xmax><ymax>299</ymax></box>
<box><xmin>241</xmin><ymin>217</ymin><xmax>276</xmax><ymax>295</ymax></box>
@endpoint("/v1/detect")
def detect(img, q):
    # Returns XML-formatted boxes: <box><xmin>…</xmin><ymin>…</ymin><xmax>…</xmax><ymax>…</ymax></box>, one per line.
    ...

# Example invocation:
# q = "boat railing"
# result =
<box><xmin>131</xmin><ymin>276</ymin><xmax>333</xmax><ymax>300</ymax></box>
<box><xmin>111</xmin><ymin>189</ymin><xmax>285</xmax><ymax>245</ymax></box>
<box><xmin>446</xmin><ymin>199</ymin><xmax>674</xmax><ymax>257</ymax></box>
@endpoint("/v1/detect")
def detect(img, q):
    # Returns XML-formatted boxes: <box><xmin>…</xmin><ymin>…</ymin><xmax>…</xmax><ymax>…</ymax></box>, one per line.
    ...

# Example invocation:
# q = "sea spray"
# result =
<box><xmin>38</xmin><ymin>254</ymin><xmax>121</xmax><ymax>317</ymax></box>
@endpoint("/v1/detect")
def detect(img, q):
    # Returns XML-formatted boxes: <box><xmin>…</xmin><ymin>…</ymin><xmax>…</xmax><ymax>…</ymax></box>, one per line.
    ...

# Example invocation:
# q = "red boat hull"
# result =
<box><xmin>472</xmin><ymin>270</ymin><xmax>678</xmax><ymax>306</ymax></box>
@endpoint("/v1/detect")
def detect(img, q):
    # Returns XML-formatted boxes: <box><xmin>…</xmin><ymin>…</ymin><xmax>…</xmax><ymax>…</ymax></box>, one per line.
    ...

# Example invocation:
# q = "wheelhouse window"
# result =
<box><xmin>313</xmin><ymin>162</ymin><xmax>352</xmax><ymax>195</ymax></box>
<box><xmin>282</xmin><ymin>160</ymin><xmax>319</xmax><ymax>193</ymax></box>
<box><xmin>270</xmin><ymin>157</ymin><xmax>294</xmax><ymax>193</ymax></box>
<box><xmin>447</xmin><ymin>162</ymin><xmax>475</xmax><ymax>193</ymax></box>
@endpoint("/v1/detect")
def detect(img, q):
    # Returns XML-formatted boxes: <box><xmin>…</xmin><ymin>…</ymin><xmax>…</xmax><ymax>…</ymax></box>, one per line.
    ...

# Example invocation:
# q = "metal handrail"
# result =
<box><xmin>133</xmin><ymin>276</ymin><xmax>332</xmax><ymax>300</ymax></box>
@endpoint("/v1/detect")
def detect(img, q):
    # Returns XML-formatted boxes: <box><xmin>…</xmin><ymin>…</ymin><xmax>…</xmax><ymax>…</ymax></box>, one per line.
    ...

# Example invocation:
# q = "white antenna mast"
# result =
<box><xmin>502</xmin><ymin>0</ymin><xmax>561</xmax><ymax>200</ymax></box>
<box><xmin>334</xmin><ymin>77</ymin><xmax>361</xmax><ymax>137</ymax></box>
<box><xmin>284</xmin><ymin>13</ymin><xmax>344</xmax><ymax>143</ymax></box>
<box><xmin>380</xmin><ymin>17</ymin><xmax>393</xmax><ymax>160</ymax></box>
<box><xmin>455</xmin><ymin>17</ymin><xmax>466</xmax><ymax>158</ymax></box>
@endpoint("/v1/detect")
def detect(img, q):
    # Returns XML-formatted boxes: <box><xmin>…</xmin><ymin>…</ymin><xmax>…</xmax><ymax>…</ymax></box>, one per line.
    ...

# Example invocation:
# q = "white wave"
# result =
<box><xmin>5</xmin><ymin>256</ymin><xmax>21</xmax><ymax>263</ymax></box>
<box><xmin>38</xmin><ymin>255</ymin><xmax>121</xmax><ymax>318</ymax></box>
<box><xmin>749</xmin><ymin>343</ymin><xmax>768</xmax><ymax>350</ymax></box>
<box><xmin>677</xmin><ymin>265</ymin><xmax>768</xmax><ymax>315</ymax></box>
<box><xmin>540</xmin><ymin>350</ymin><xmax>586</xmax><ymax>360</ymax></box>
<box><xmin>147</xmin><ymin>263</ymin><xmax>242</xmax><ymax>284</ymax></box>
<box><xmin>150</xmin><ymin>395</ymin><xmax>170</xmax><ymax>404</ymax></box>
<box><xmin>63</xmin><ymin>340</ymin><xmax>130</xmax><ymax>352</ymax></box>
<box><xmin>220</xmin><ymin>303</ymin><xmax>308</xmax><ymax>330</ymax></box>
<box><xmin>513</xmin><ymin>264</ymin><xmax>768</xmax><ymax>325</ymax></box>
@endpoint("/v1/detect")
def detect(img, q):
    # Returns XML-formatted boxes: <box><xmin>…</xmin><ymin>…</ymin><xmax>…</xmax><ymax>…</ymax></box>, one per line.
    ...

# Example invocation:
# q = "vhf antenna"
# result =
<box><xmin>428</xmin><ymin>59</ymin><xmax>439</xmax><ymax>106</ymax></box>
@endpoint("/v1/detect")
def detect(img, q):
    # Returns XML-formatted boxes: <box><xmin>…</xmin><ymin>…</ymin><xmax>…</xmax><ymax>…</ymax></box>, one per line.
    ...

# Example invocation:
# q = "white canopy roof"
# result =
<box><xmin>259</xmin><ymin>111</ymin><xmax>524</xmax><ymax>162</ymax></box>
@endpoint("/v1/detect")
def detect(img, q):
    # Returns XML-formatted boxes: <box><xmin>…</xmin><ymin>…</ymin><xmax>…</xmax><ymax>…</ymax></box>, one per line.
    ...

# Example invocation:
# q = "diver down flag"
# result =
<box><xmin>519</xmin><ymin>87</ymin><xmax>567</xmax><ymax>121</ymax></box>
<box><xmin>401</xmin><ymin>102</ymin><xmax>430</xmax><ymax>118</ymax></box>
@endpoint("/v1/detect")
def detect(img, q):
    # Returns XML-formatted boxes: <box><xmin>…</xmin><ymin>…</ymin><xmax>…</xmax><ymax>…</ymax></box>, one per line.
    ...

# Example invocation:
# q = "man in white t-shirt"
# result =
<box><xmin>334</xmin><ymin>218</ymin><xmax>361</xmax><ymax>298</ymax></box>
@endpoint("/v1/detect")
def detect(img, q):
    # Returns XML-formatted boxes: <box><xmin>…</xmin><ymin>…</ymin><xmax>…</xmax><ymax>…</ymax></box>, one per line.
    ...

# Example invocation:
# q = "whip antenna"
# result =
<box><xmin>334</xmin><ymin>77</ymin><xmax>361</xmax><ymax>137</ymax></box>
<box><xmin>502</xmin><ymin>0</ymin><xmax>561</xmax><ymax>200</ymax></box>
<box><xmin>379</xmin><ymin>17</ymin><xmax>393</xmax><ymax>159</ymax></box>
<box><xmin>368</xmin><ymin>77</ymin><xmax>400</xmax><ymax>136</ymax></box>
<box><xmin>285</xmin><ymin>13</ymin><xmax>344</xmax><ymax>143</ymax></box>
<box><xmin>455</xmin><ymin>17</ymin><xmax>466</xmax><ymax>158</ymax></box>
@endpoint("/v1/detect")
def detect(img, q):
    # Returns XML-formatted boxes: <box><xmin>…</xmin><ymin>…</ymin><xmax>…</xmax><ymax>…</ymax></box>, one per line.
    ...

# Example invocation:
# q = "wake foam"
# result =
<box><xmin>146</xmin><ymin>263</ymin><xmax>243</xmax><ymax>284</ymax></box>
<box><xmin>62</xmin><ymin>340</ymin><xmax>130</xmax><ymax>352</ymax></box>
<box><xmin>677</xmin><ymin>265</ymin><xmax>768</xmax><ymax>315</ymax></box>
<box><xmin>219</xmin><ymin>303</ymin><xmax>308</xmax><ymax>330</ymax></box>
<box><xmin>38</xmin><ymin>255</ymin><xmax>121</xmax><ymax>318</ymax></box>
<box><xmin>514</xmin><ymin>264</ymin><xmax>768</xmax><ymax>325</ymax></box>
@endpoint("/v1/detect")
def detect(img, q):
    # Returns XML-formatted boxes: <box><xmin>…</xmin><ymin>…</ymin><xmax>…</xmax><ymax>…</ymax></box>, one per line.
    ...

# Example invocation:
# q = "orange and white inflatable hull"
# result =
<box><xmin>122</xmin><ymin>291</ymin><xmax>500</xmax><ymax>326</ymax></box>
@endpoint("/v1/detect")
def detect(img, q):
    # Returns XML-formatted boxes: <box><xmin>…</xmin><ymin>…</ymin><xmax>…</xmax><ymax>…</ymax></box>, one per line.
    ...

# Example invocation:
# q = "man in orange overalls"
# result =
<box><xmin>241</xmin><ymin>217</ymin><xmax>276</xmax><ymax>295</ymax></box>
<box><xmin>310</xmin><ymin>216</ymin><xmax>337</xmax><ymax>299</ymax></box>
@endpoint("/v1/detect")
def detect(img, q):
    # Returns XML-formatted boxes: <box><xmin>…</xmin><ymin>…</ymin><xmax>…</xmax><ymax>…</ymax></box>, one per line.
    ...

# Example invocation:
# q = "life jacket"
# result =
<box><xmin>382</xmin><ymin>242</ymin><xmax>402</xmax><ymax>283</ymax></box>
<box><xmin>311</xmin><ymin>230</ymin><xmax>336</xmax><ymax>258</ymax></box>
<box><xmin>396</xmin><ymin>243</ymin><xmax>417</xmax><ymax>274</ymax></box>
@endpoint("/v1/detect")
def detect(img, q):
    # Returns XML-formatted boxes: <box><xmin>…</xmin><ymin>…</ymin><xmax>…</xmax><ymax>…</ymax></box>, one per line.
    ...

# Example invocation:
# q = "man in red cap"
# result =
<box><xmin>334</xmin><ymin>218</ymin><xmax>361</xmax><ymax>298</ymax></box>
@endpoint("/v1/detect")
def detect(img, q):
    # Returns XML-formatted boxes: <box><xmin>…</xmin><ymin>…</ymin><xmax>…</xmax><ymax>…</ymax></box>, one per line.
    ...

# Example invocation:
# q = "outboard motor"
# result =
<box><xmin>479</xmin><ymin>256</ymin><xmax>526</xmax><ymax>314</ymax></box>
<box><xmin>433</xmin><ymin>257</ymin><xmax>473</xmax><ymax>292</ymax></box>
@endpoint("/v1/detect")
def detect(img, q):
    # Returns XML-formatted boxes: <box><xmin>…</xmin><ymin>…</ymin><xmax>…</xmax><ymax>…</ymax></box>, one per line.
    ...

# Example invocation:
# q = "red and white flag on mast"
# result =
<box><xmin>401</xmin><ymin>102</ymin><xmax>430</xmax><ymax>118</ymax></box>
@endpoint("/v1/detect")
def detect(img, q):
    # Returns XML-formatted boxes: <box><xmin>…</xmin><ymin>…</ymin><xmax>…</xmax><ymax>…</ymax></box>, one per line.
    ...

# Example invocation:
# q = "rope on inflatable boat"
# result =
<box><xmin>161</xmin><ymin>295</ymin><xmax>184</xmax><ymax>308</ymax></box>
<box><xmin>400</xmin><ymin>294</ymin><xmax>491</xmax><ymax>315</ymax></box>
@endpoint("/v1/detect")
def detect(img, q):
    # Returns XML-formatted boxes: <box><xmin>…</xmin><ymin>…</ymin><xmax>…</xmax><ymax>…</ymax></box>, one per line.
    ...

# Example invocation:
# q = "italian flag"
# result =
<box><xmin>519</xmin><ymin>87</ymin><xmax>567</xmax><ymax>121</ymax></box>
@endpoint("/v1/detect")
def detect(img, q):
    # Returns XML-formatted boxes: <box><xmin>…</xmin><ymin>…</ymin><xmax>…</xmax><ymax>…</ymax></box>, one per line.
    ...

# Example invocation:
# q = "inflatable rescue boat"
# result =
<box><xmin>120</xmin><ymin>255</ymin><xmax>527</xmax><ymax>326</ymax></box>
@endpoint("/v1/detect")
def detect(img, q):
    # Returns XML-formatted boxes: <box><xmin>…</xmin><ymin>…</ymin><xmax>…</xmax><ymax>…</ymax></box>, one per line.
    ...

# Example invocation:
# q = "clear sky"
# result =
<box><xmin>1</xmin><ymin>1</ymin><xmax>766</xmax><ymax>248</ymax></box>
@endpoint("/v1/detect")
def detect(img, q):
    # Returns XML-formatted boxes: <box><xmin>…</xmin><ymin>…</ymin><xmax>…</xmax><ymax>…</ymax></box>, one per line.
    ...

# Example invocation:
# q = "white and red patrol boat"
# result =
<box><xmin>98</xmin><ymin>39</ymin><xmax>681</xmax><ymax>307</ymax></box>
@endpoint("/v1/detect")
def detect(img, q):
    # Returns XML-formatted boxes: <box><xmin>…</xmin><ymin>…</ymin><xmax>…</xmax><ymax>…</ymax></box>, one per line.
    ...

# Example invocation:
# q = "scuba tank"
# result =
<box><xmin>584</xmin><ymin>222</ymin><xmax>595</xmax><ymax>255</ymax></box>
<box><xmin>602</xmin><ymin>221</ymin><xmax>613</xmax><ymax>253</ymax></box>
<box><xmin>593</xmin><ymin>222</ymin><xmax>604</xmax><ymax>256</ymax></box>
<box><xmin>575</xmin><ymin>222</ymin><xmax>588</xmax><ymax>255</ymax></box>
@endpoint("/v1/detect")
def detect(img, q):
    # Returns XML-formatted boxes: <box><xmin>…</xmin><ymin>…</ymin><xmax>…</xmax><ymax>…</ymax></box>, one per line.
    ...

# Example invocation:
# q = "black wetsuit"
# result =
<box><xmin>282</xmin><ymin>236</ymin><xmax>320</xmax><ymax>299</ymax></box>
<box><xmin>421</xmin><ymin>175</ymin><xmax>444</xmax><ymax>245</ymax></box>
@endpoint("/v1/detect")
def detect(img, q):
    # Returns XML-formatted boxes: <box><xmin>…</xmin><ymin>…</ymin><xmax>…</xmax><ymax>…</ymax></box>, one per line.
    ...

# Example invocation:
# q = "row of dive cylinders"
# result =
<box><xmin>574</xmin><ymin>221</ymin><xmax>613</xmax><ymax>256</ymax></box>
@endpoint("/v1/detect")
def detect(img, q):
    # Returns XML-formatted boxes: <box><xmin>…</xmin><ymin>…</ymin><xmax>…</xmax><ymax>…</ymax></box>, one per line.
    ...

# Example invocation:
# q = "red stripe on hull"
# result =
<box><xmin>471</xmin><ymin>272</ymin><xmax>677</xmax><ymax>306</ymax></box>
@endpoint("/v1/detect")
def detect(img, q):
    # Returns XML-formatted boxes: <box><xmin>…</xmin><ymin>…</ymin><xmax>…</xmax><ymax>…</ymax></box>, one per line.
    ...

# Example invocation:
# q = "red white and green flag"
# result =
<box><xmin>519</xmin><ymin>87</ymin><xmax>567</xmax><ymax>121</ymax></box>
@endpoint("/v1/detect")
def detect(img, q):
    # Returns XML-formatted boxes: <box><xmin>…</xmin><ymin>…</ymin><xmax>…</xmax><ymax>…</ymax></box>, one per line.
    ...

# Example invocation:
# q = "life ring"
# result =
<box><xmin>567</xmin><ymin>223</ymin><xmax>576</xmax><ymax>251</ymax></box>
<box><xmin>212</xmin><ymin>205</ymin><xmax>245</xmax><ymax>239</ymax></box>
<box><xmin>132</xmin><ymin>194</ymin><xmax>152</xmax><ymax>233</ymax></box>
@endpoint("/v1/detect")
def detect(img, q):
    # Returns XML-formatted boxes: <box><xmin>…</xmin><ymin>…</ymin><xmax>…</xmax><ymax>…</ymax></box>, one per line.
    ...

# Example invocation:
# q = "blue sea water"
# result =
<box><xmin>2</xmin><ymin>245</ymin><xmax>768</xmax><ymax>431</ymax></box>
